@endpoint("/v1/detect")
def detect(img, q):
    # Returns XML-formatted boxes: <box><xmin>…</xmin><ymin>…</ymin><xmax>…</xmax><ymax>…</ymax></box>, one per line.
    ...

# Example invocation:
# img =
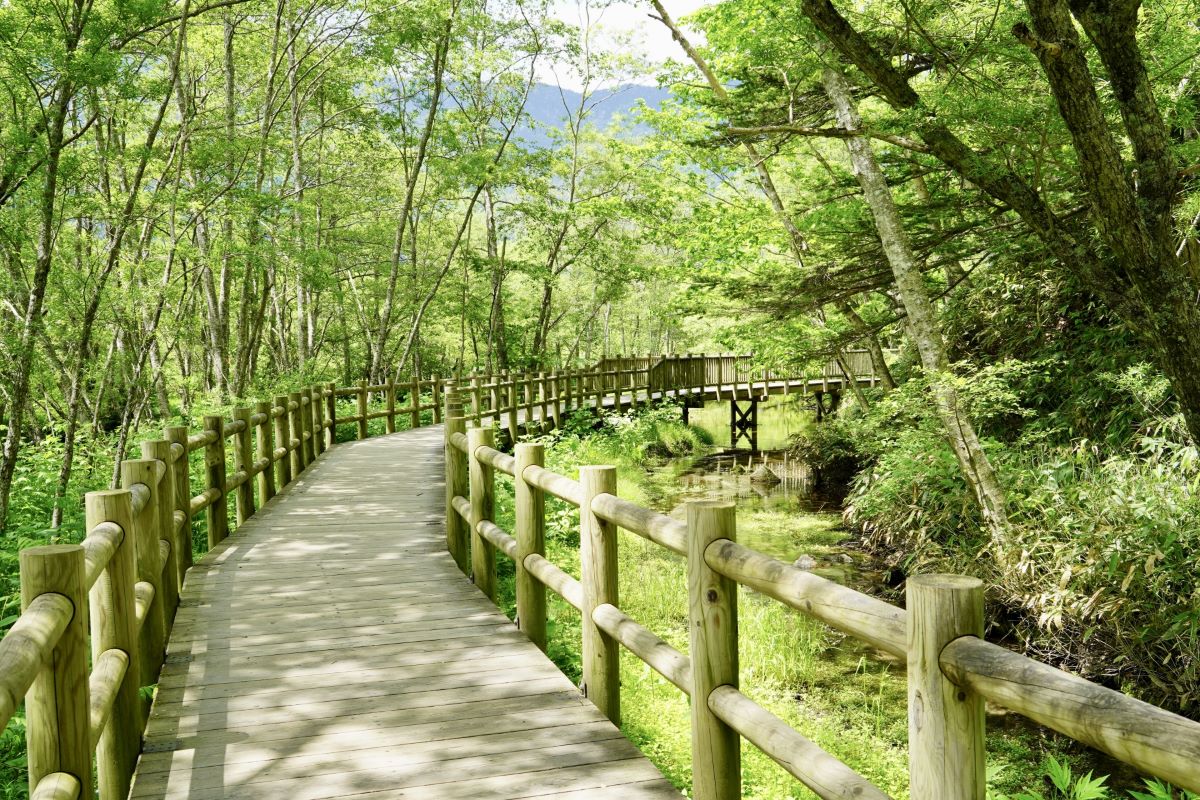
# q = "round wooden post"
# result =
<box><xmin>86</xmin><ymin>490</ymin><xmax>142</xmax><ymax>800</ymax></box>
<box><xmin>468</xmin><ymin>426</ymin><xmax>496</xmax><ymax>600</ymax></box>
<box><xmin>537</xmin><ymin>372</ymin><xmax>548</xmax><ymax>426</ymax></box>
<box><xmin>288</xmin><ymin>392</ymin><xmax>304</xmax><ymax>474</ymax></box>
<box><xmin>356</xmin><ymin>379</ymin><xmax>369</xmax><ymax>439</ymax></box>
<box><xmin>274</xmin><ymin>395</ymin><xmax>293</xmax><ymax>488</ymax></box>
<box><xmin>140</xmin><ymin>440</ymin><xmax>180</xmax><ymax>624</ymax></box>
<box><xmin>687</xmin><ymin>501</ymin><xmax>741</xmax><ymax>800</ymax></box>
<box><xmin>122</xmin><ymin>458</ymin><xmax>167</xmax><ymax>683</ymax></box>
<box><xmin>432</xmin><ymin>376</ymin><xmax>443</xmax><ymax>423</ymax></box>
<box><xmin>255</xmin><ymin>400</ymin><xmax>276</xmax><ymax>504</ymax></box>
<box><xmin>325</xmin><ymin>381</ymin><xmax>337</xmax><ymax>447</ymax></box>
<box><xmin>907</xmin><ymin>574</ymin><xmax>986</xmax><ymax>800</ymax></box>
<box><xmin>20</xmin><ymin>545</ymin><xmax>91</xmax><ymax>798</ymax></box>
<box><xmin>444</xmin><ymin>386</ymin><xmax>470</xmax><ymax>574</ymax></box>
<box><xmin>506</xmin><ymin>373</ymin><xmax>519</xmax><ymax>444</ymax></box>
<box><xmin>202</xmin><ymin>415</ymin><xmax>228</xmax><ymax>549</ymax></box>
<box><xmin>163</xmin><ymin>425</ymin><xmax>193</xmax><ymax>575</ymax></box>
<box><xmin>580</xmin><ymin>465</ymin><xmax>619</xmax><ymax>725</ymax></box>
<box><xmin>386</xmin><ymin>380</ymin><xmax>397</xmax><ymax>434</ymax></box>
<box><xmin>488</xmin><ymin>378</ymin><xmax>501</xmax><ymax>427</ymax></box>
<box><xmin>300</xmin><ymin>387</ymin><xmax>315</xmax><ymax>465</ymax></box>
<box><xmin>470</xmin><ymin>375</ymin><xmax>482</xmax><ymax>426</ymax></box>
<box><xmin>410</xmin><ymin>374</ymin><xmax>421</xmax><ymax>429</ymax></box>
<box><xmin>524</xmin><ymin>372</ymin><xmax>534</xmax><ymax>424</ymax></box>
<box><xmin>515</xmin><ymin>443</ymin><xmax>546</xmax><ymax>651</ymax></box>
<box><xmin>232</xmin><ymin>407</ymin><xmax>255</xmax><ymax>524</ymax></box>
<box><xmin>311</xmin><ymin>383</ymin><xmax>326</xmax><ymax>456</ymax></box>
<box><xmin>550</xmin><ymin>374</ymin><xmax>562</xmax><ymax>428</ymax></box>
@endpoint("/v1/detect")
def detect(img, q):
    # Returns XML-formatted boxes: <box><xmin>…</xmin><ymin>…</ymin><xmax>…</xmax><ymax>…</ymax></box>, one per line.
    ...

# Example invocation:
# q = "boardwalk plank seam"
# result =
<box><xmin>131</xmin><ymin>425</ymin><xmax>680</xmax><ymax>799</ymax></box>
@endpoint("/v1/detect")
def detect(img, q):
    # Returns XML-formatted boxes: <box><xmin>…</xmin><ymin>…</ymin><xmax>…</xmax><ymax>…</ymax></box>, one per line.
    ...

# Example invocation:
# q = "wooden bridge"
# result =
<box><xmin>1</xmin><ymin>355</ymin><xmax>1199</xmax><ymax>800</ymax></box>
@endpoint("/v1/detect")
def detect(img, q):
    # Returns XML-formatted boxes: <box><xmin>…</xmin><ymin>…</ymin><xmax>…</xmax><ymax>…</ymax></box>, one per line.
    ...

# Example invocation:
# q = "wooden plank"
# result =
<box><xmin>131</xmin><ymin>425</ymin><xmax>676</xmax><ymax>800</ymax></box>
<box><xmin>132</xmin><ymin>723</ymin><xmax>627</xmax><ymax>797</ymax></box>
<box><xmin>135</xmin><ymin>739</ymin><xmax>660</xmax><ymax>800</ymax></box>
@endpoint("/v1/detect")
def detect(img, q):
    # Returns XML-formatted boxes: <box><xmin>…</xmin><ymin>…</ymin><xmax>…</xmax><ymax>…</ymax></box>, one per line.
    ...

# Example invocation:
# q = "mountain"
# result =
<box><xmin>518</xmin><ymin>83</ymin><xmax>671</xmax><ymax>146</ymax></box>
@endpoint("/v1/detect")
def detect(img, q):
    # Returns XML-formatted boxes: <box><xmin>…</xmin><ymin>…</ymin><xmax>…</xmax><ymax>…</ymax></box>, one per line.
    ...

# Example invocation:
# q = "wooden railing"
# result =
<box><xmin>0</xmin><ymin>373</ymin><xmax>454</xmax><ymax>799</ymax></box>
<box><xmin>441</xmin><ymin>382</ymin><xmax>1200</xmax><ymax>799</ymax></box>
<box><xmin>0</xmin><ymin>352</ymin><xmax>874</xmax><ymax>800</ymax></box>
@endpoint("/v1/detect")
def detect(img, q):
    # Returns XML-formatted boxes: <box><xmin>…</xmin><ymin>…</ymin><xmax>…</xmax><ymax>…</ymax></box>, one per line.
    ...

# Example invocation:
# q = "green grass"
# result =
<box><xmin>485</xmin><ymin>405</ymin><xmax>1139</xmax><ymax>799</ymax></box>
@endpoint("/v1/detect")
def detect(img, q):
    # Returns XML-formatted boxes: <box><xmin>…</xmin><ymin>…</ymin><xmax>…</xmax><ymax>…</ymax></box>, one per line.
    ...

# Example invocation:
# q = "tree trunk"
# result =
<box><xmin>822</xmin><ymin>65</ymin><xmax>1010</xmax><ymax>546</ymax></box>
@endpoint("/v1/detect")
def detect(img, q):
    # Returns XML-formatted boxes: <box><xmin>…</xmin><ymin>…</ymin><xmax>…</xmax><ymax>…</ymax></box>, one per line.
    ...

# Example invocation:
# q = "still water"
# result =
<box><xmin>637</xmin><ymin>394</ymin><xmax>870</xmax><ymax>586</ymax></box>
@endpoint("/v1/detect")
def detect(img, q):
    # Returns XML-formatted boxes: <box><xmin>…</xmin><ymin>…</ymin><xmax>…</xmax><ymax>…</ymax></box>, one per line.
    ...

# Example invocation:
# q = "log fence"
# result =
<box><xmin>441</xmin><ymin>380</ymin><xmax>1200</xmax><ymax>800</ymax></box>
<box><xmin>0</xmin><ymin>350</ymin><xmax>932</xmax><ymax>800</ymax></box>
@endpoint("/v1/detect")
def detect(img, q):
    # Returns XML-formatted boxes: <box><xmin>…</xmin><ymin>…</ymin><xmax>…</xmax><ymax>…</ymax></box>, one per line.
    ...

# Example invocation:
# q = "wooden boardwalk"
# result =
<box><xmin>130</xmin><ymin>425</ymin><xmax>680</xmax><ymax>799</ymax></box>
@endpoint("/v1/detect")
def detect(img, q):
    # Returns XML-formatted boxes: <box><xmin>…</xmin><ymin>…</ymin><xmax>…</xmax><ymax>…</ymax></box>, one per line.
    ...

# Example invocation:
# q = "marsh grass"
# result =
<box><xmin>489</xmin><ymin>406</ymin><xmax>1140</xmax><ymax>798</ymax></box>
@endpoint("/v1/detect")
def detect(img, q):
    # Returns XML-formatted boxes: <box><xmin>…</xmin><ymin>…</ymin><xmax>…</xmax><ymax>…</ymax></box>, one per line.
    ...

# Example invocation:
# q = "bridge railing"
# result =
<box><xmin>0</xmin><ymin>378</ymin><xmax>348</xmax><ymax>800</ymax></box>
<box><xmin>441</xmin><ymin>382</ymin><xmax>1200</xmax><ymax>800</ymax></box>
<box><xmin>0</xmin><ymin>352</ymin><xmax>877</xmax><ymax>799</ymax></box>
<box><xmin>0</xmin><ymin>359</ymin><xmax>662</xmax><ymax>799</ymax></box>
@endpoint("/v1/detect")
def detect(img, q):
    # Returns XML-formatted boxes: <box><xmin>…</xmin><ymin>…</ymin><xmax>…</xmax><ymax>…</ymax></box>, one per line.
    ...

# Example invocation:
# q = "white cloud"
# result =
<box><xmin>538</xmin><ymin>0</ymin><xmax>712</xmax><ymax>90</ymax></box>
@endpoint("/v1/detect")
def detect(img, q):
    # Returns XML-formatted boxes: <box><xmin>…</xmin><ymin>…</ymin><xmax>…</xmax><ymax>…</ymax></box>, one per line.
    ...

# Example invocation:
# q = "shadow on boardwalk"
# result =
<box><xmin>130</xmin><ymin>426</ymin><xmax>680</xmax><ymax>799</ymax></box>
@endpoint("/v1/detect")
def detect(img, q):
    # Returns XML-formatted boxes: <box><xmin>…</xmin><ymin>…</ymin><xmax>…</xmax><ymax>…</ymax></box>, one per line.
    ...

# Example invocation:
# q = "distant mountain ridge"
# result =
<box><xmin>519</xmin><ymin>82</ymin><xmax>671</xmax><ymax>144</ymax></box>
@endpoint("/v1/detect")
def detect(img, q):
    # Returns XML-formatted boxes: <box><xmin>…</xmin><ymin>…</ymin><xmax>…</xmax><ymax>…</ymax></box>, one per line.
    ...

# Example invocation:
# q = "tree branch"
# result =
<box><xmin>724</xmin><ymin>123</ymin><xmax>930</xmax><ymax>153</ymax></box>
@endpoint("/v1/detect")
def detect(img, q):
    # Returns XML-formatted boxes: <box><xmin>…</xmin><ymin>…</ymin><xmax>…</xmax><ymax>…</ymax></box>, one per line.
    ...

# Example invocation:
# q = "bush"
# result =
<box><xmin>816</xmin><ymin>360</ymin><xmax>1200</xmax><ymax>712</ymax></box>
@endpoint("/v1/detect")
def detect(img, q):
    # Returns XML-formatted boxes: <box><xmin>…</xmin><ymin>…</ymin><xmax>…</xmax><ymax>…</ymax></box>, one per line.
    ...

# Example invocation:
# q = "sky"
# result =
<box><xmin>539</xmin><ymin>0</ymin><xmax>712</xmax><ymax>90</ymax></box>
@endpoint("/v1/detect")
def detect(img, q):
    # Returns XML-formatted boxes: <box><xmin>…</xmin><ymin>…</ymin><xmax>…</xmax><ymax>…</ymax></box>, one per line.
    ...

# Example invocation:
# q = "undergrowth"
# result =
<box><xmin>488</xmin><ymin>404</ymin><xmax>1176</xmax><ymax>798</ymax></box>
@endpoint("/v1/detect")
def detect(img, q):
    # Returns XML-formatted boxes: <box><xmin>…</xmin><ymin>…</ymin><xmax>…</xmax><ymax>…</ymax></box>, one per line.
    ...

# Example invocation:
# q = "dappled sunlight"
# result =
<box><xmin>132</xmin><ymin>427</ymin><xmax>679</xmax><ymax>799</ymax></box>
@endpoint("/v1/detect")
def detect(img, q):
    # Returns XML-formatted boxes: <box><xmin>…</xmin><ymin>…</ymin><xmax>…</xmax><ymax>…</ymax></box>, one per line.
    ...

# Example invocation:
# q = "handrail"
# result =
<box><xmin>0</xmin><ymin>353</ymin><xmax>892</xmax><ymax>800</ymax></box>
<box><xmin>0</xmin><ymin>593</ymin><xmax>73</xmax><ymax>731</ymax></box>
<box><xmin>439</xmin><ymin>378</ymin><xmax>1200</xmax><ymax>799</ymax></box>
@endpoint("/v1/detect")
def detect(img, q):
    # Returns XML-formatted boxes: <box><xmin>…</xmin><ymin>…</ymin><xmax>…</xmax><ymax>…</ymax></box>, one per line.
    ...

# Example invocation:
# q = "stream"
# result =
<box><xmin>613</xmin><ymin>394</ymin><xmax>1138</xmax><ymax>795</ymax></box>
<box><xmin>644</xmin><ymin>394</ymin><xmax>884</xmax><ymax>592</ymax></box>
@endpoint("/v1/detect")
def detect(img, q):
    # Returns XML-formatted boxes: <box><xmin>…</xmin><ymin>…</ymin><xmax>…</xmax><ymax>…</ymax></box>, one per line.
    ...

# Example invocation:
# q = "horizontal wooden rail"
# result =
<box><xmin>0</xmin><ymin>352</ymin><xmax>939</xmax><ymax>800</ymax></box>
<box><xmin>440</xmin><ymin>373</ymin><xmax>1200</xmax><ymax>799</ymax></box>
<box><xmin>941</xmin><ymin>636</ymin><xmax>1200</xmax><ymax>791</ymax></box>
<box><xmin>708</xmin><ymin>685</ymin><xmax>889</xmax><ymax>800</ymax></box>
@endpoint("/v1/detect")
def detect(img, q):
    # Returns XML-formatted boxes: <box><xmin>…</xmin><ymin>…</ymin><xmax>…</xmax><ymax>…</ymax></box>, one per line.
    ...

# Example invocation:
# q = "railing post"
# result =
<box><xmin>411</xmin><ymin>374</ymin><xmax>421</xmax><ymax>429</ymax></box>
<box><xmin>326</xmin><ymin>381</ymin><xmax>337</xmax><ymax>446</ymax></box>
<box><xmin>524</xmin><ymin>372</ymin><xmax>534</xmax><ymax>425</ymax></box>
<box><xmin>432</xmin><ymin>375</ymin><xmax>443</xmax><ymax>423</ymax></box>
<box><xmin>514</xmin><ymin>443</ymin><xmax>546</xmax><ymax>651</ymax></box>
<box><xmin>288</xmin><ymin>391</ymin><xmax>305</xmax><ymax>473</ymax></box>
<box><xmin>489</xmin><ymin>376</ymin><xmax>501</xmax><ymax>427</ymax></box>
<box><xmin>255</xmin><ymin>400</ymin><xmax>276</xmax><ymax>504</ymax></box>
<box><xmin>122</xmin><ymin>458</ymin><xmax>167</xmax><ymax>683</ymax></box>
<box><xmin>275</xmin><ymin>394</ymin><xmax>293</xmax><ymax>488</ymax></box>
<box><xmin>687</xmin><ymin>501</ymin><xmax>741</xmax><ymax>800</ymax></box>
<box><xmin>311</xmin><ymin>383</ymin><xmax>326</xmax><ymax>456</ymax></box>
<box><xmin>85</xmin><ymin>490</ymin><xmax>142</xmax><ymax>800</ymax></box>
<box><xmin>470</xmin><ymin>374</ymin><xmax>482</xmax><ymax>427</ymax></box>
<box><xmin>140</xmin><ymin>440</ymin><xmax>180</xmax><ymax>624</ymax></box>
<box><xmin>468</xmin><ymin>425</ymin><xmax>496</xmax><ymax>600</ymax></box>
<box><xmin>444</xmin><ymin>385</ymin><xmax>470</xmax><ymax>574</ymax></box>
<box><xmin>357</xmin><ymin>379</ymin><xmax>368</xmax><ymax>439</ymax></box>
<box><xmin>19</xmin><ymin>544</ymin><xmax>91</xmax><ymax>798</ymax></box>
<box><xmin>551</xmin><ymin>373</ymin><xmax>562</xmax><ymax>428</ymax></box>
<box><xmin>506</xmin><ymin>372</ymin><xmax>519</xmax><ymax>444</ymax></box>
<box><xmin>538</xmin><ymin>372</ymin><xmax>549</xmax><ymax>426</ymax></box>
<box><xmin>386</xmin><ymin>379</ymin><xmax>397</xmax><ymax>434</ymax></box>
<box><xmin>579</xmin><ymin>465</ymin><xmax>619</xmax><ymax>724</ymax></box>
<box><xmin>202</xmin><ymin>415</ymin><xmax>228</xmax><ymax>548</ymax></box>
<box><xmin>164</xmin><ymin>425</ymin><xmax>193</xmax><ymax>575</ymax></box>
<box><xmin>907</xmin><ymin>574</ymin><xmax>986</xmax><ymax>800</ymax></box>
<box><xmin>301</xmin><ymin>387</ymin><xmax>315</xmax><ymax>464</ymax></box>
<box><xmin>232</xmin><ymin>407</ymin><xmax>255</xmax><ymax>524</ymax></box>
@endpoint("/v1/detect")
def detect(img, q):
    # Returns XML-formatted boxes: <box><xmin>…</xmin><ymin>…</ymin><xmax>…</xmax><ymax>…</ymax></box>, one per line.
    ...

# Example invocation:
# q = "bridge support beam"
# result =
<box><xmin>813</xmin><ymin>389</ymin><xmax>841</xmax><ymax>423</ymax></box>
<box><xmin>729</xmin><ymin>398</ymin><xmax>758</xmax><ymax>450</ymax></box>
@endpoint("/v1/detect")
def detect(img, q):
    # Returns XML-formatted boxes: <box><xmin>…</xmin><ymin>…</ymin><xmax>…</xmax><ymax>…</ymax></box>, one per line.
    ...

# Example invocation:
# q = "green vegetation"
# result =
<box><xmin>3</xmin><ymin>0</ymin><xmax>1200</xmax><ymax>793</ymax></box>
<box><xmin>486</xmin><ymin>406</ymin><xmax>1175</xmax><ymax>798</ymax></box>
